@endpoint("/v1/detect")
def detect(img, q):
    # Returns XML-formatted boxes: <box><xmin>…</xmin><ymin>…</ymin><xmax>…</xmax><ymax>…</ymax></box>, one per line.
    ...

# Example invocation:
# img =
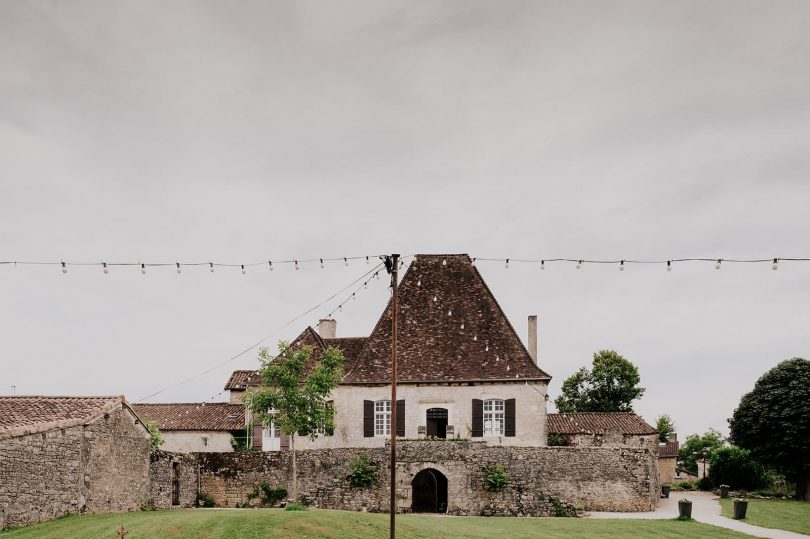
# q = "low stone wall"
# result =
<box><xmin>148</xmin><ymin>452</ymin><xmax>199</xmax><ymax>509</ymax></box>
<box><xmin>158</xmin><ymin>441</ymin><xmax>657</xmax><ymax>515</ymax></box>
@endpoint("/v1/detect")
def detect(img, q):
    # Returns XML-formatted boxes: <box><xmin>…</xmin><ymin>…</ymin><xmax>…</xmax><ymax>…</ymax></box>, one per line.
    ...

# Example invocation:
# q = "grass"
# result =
<box><xmin>0</xmin><ymin>508</ymin><xmax>753</xmax><ymax>539</ymax></box>
<box><xmin>719</xmin><ymin>497</ymin><xmax>810</xmax><ymax>535</ymax></box>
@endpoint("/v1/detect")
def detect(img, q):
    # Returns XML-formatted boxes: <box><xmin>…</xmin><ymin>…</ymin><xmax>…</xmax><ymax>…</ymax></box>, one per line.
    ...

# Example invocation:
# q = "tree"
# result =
<box><xmin>656</xmin><ymin>414</ymin><xmax>676</xmax><ymax>443</ymax></box>
<box><xmin>244</xmin><ymin>342</ymin><xmax>344</xmax><ymax>501</ymax></box>
<box><xmin>729</xmin><ymin>358</ymin><xmax>810</xmax><ymax>500</ymax></box>
<box><xmin>554</xmin><ymin>350</ymin><xmax>645</xmax><ymax>413</ymax></box>
<box><xmin>707</xmin><ymin>446</ymin><xmax>768</xmax><ymax>491</ymax></box>
<box><xmin>679</xmin><ymin>429</ymin><xmax>725</xmax><ymax>475</ymax></box>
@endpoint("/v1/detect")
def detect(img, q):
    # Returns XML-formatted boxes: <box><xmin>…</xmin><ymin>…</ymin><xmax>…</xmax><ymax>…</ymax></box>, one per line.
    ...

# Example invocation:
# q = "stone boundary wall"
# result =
<box><xmin>153</xmin><ymin>441</ymin><xmax>658</xmax><ymax>515</ymax></box>
<box><xmin>148</xmin><ymin>451</ymin><xmax>199</xmax><ymax>509</ymax></box>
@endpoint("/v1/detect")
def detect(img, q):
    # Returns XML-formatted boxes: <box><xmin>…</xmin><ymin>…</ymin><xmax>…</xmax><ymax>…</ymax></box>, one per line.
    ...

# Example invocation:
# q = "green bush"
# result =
<box><xmin>547</xmin><ymin>433</ymin><xmax>568</xmax><ymax>446</ymax></box>
<box><xmin>195</xmin><ymin>491</ymin><xmax>216</xmax><ymax>508</ymax></box>
<box><xmin>246</xmin><ymin>482</ymin><xmax>287</xmax><ymax>506</ymax></box>
<box><xmin>347</xmin><ymin>454</ymin><xmax>377</xmax><ymax>488</ymax></box>
<box><xmin>708</xmin><ymin>446</ymin><xmax>769</xmax><ymax>491</ymax></box>
<box><xmin>675</xmin><ymin>481</ymin><xmax>695</xmax><ymax>490</ymax></box>
<box><xmin>284</xmin><ymin>502</ymin><xmax>308</xmax><ymax>511</ymax></box>
<box><xmin>483</xmin><ymin>465</ymin><xmax>509</xmax><ymax>492</ymax></box>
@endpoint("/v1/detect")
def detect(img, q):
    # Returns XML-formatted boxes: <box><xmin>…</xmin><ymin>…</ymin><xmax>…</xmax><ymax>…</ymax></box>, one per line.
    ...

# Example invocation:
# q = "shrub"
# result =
<box><xmin>347</xmin><ymin>454</ymin><xmax>377</xmax><ymax>488</ymax></box>
<box><xmin>139</xmin><ymin>499</ymin><xmax>156</xmax><ymax>511</ymax></box>
<box><xmin>697</xmin><ymin>476</ymin><xmax>713</xmax><ymax>491</ymax></box>
<box><xmin>708</xmin><ymin>446</ymin><xmax>769</xmax><ymax>491</ymax></box>
<box><xmin>195</xmin><ymin>491</ymin><xmax>216</xmax><ymax>508</ymax></box>
<box><xmin>547</xmin><ymin>433</ymin><xmax>568</xmax><ymax>446</ymax></box>
<box><xmin>246</xmin><ymin>482</ymin><xmax>287</xmax><ymax>506</ymax></box>
<box><xmin>145</xmin><ymin>421</ymin><xmax>164</xmax><ymax>450</ymax></box>
<box><xmin>483</xmin><ymin>465</ymin><xmax>509</xmax><ymax>492</ymax></box>
<box><xmin>285</xmin><ymin>502</ymin><xmax>308</xmax><ymax>511</ymax></box>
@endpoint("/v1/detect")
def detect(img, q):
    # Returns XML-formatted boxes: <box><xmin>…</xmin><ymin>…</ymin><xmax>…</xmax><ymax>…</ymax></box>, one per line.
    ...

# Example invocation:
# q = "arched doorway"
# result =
<box><xmin>411</xmin><ymin>468</ymin><xmax>448</xmax><ymax>513</ymax></box>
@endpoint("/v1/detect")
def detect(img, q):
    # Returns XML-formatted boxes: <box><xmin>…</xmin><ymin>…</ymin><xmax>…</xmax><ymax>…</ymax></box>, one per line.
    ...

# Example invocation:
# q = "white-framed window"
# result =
<box><xmin>375</xmin><ymin>400</ymin><xmax>391</xmax><ymax>436</ymax></box>
<box><xmin>483</xmin><ymin>399</ymin><xmax>504</xmax><ymax>436</ymax></box>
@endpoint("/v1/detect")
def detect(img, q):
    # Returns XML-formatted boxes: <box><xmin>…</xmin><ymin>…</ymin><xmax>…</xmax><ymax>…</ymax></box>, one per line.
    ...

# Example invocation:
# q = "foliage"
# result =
<box><xmin>547</xmin><ymin>432</ymin><xmax>568</xmax><ymax>446</ymax></box>
<box><xmin>230</xmin><ymin>430</ymin><xmax>250</xmax><ymax>452</ymax></box>
<box><xmin>656</xmin><ymin>414</ymin><xmax>676</xmax><ymax>443</ymax></box>
<box><xmin>483</xmin><ymin>465</ymin><xmax>509</xmax><ymax>492</ymax></box>
<box><xmin>674</xmin><ymin>481</ymin><xmax>696</xmax><ymax>491</ymax></box>
<box><xmin>195</xmin><ymin>492</ymin><xmax>216</xmax><ymax>508</ymax></box>
<box><xmin>144</xmin><ymin>420</ymin><xmax>164</xmax><ymax>450</ymax></box>
<box><xmin>346</xmin><ymin>454</ymin><xmax>378</xmax><ymax>488</ymax></box>
<box><xmin>243</xmin><ymin>341</ymin><xmax>343</xmax><ymax>500</ymax></box>
<box><xmin>707</xmin><ymin>446</ymin><xmax>769</xmax><ymax>491</ymax></box>
<box><xmin>284</xmin><ymin>502</ymin><xmax>308</xmax><ymax>511</ymax></box>
<box><xmin>679</xmin><ymin>429</ymin><xmax>725</xmax><ymax>475</ymax></box>
<box><xmin>729</xmin><ymin>358</ymin><xmax>810</xmax><ymax>501</ymax></box>
<box><xmin>245</xmin><ymin>482</ymin><xmax>287</xmax><ymax>506</ymax></box>
<box><xmin>554</xmin><ymin>350</ymin><xmax>645</xmax><ymax>413</ymax></box>
<box><xmin>138</xmin><ymin>499</ymin><xmax>156</xmax><ymax>511</ymax></box>
<box><xmin>697</xmin><ymin>476</ymin><xmax>713</xmax><ymax>491</ymax></box>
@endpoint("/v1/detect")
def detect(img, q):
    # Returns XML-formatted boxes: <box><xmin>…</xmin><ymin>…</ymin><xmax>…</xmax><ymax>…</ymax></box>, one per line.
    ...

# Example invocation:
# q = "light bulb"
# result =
<box><xmin>473</xmin><ymin>334</ymin><xmax>478</xmax><ymax>341</ymax></box>
<box><xmin>505</xmin><ymin>258</ymin><xmax>509</xmax><ymax>269</ymax></box>
<box><xmin>541</xmin><ymin>260</ymin><xmax>545</xmax><ymax>270</ymax></box>
<box><xmin>486</xmin><ymin>342</ymin><xmax>489</xmax><ymax>352</ymax></box>
<box><xmin>576</xmin><ymin>260</ymin><xmax>582</xmax><ymax>269</ymax></box>
<box><xmin>344</xmin><ymin>258</ymin><xmax>348</xmax><ymax>267</ymax></box>
<box><xmin>417</xmin><ymin>279</ymin><xmax>421</xmax><ymax>287</ymax></box>
<box><xmin>461</xmin><ymin>322</ymin><xmax>465</xmax><ymax>330</ymax></box>
<box><xmin>338</xmin><ymin>304</ymin><xmax>342</xmax><ymax>312</ymax></box>
<box><xmin>295</xmin><ymin>260</ymin><xmax>299</xmax><ymax>270</ymax></box>
<box><xmin>241</xmin><ymin>264</ymin><xmax>246</xmax><ymax>275</ymax></box>
<box><xmin>176</xmin><ymin>262</ymin><xmax>182</xmax><ymax>274</ymax></box>
<box><xmin>772</xmin><ymin>258</ymin><xmax>779</xmax><ymax>271</ymax></box>
<box><xmin>61</xmin><ymin>261</ymin><xmax>67</xmax><ymax>274</ymax></box>
<box><xmin>268</xmin><ymin>261</ymin><xmax>274</xmax><ymax>271</ymax></box>
<box><xmin>141</xmin><ymin>263</ymin><xmax>146</xmax><ymax>275</ymax></box>
<box><xmin>102</xmin><ymin>262</ymin><xmax>108</xmax><ymax>274</ymax></box>
<box><xmin>715</xmin><ymin>259</ymin><xmax>722</xmax><ymax>270</ymax></box>
<box><xmin>447</xmin><ymin>309</ymin><xmax>452</xmax><ymax>316</ymax></box>
<box><xmin>352</xmin><ymin>293</ymin><xmax>356</xmax><ymax>300</ymax></box>
<box><xmin>619</xmin><ymin>260</ymin><xmax>625</xmax><ymax>271</ymax></box>
<box><xmin>666</xmin><ymin>261</ymin><xmax>672</xmax><ymax>272</ymax></box>
<box><xmin>433</xmin><ymin>295</ymin><xmax>438</xmax><ymax>302</ymax></box>
<box><xmin>442</xmin><ymin>258</ymin><xmax>447</xmax><ymax>266</ymax></box>
<box><xmin>320</xmin><ymin>259</ymin><xmax>324</xmax><ymax>269</ymax></box>
<box><xmin>471</xmin><ymin>258</ymin><xmax>476</xmax><ymax>267</ymax></box>
<box><xmin>209</xmin><ymin>262</ymin><xmax>214</xmax><ymax>273</ymax></box>
<box><xmin>366</xmin><ymin>256</ymin><xmax>369</xmax><ymax>265</ymax></box>
<box><xmin>364</xmin><ymin>282</ymin><xmax>368</xmax><ymax>289</ymax></box>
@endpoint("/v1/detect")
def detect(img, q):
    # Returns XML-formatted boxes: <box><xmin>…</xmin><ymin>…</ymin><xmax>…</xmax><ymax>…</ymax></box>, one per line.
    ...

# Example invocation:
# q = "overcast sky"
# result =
<box><xmin>2</xmin><ymin>0</ymin><xmax>809</xmax><ymax>439</ymax></box>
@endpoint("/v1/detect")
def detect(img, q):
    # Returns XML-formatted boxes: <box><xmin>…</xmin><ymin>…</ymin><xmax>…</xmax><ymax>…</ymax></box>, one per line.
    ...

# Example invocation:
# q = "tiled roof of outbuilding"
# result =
<box><xmin>547</xmin><ymin>412</ymin><xmax>657</xmax><ymax>435</ymax></box>
<box><xmin>343</xmin><ymin>254</ymin><xmax>551</xmax><ymax>383</ymax></box>
<box><xmin>132</xmin><ymin>402</ymin><xmax>246</xmax><ymax>431</ymax></box>
<box><xmin>224</xmin><ymin>370</ymin><xmax>263</xmax><ymax>391</ymax></box>
<box><xmin>659</xmin><ymin>441</ymin><xmax>679</xmax><ymax>458</ymax></box>
<box><xmin>0</xmin><ymin>395</ymin><xmax>128</xmax><ymax>440</ymax></box>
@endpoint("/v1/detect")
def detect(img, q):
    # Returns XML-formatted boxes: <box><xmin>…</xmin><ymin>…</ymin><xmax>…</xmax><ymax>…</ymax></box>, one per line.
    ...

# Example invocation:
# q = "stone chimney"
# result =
<box><xmin>528</xmin><ymin>315</ymin><xmax>538</xmax><ymax>365</ymax></box>
<box><xmin>318</xmin><ymin>318</ymin><xmax>337</xmax><ymax>339</ymax></box>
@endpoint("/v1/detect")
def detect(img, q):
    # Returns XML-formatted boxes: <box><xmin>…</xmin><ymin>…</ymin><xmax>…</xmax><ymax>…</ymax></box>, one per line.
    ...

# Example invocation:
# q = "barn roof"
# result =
<box><xmin>547</xmin><ymin>412</ymin><xmax>657</xmax><ymax>435</ymax></box>
<box><xmin>0</xmin><ymin>395</ymin><xmax>131</xmax><ymax>440</ymax></box>
<box><xmin>132</xmin><ymin>402</ymin><xmax>246</xmax><ymax>431</ymax></box>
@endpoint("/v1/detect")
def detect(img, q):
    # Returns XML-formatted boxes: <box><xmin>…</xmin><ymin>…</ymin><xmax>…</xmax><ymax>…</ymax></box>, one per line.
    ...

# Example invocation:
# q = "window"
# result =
<box><xmin>483</xmin><ymin>399</ymin><xmax>504</xmax><ymax>436</ymax></box>
<box><xmin>374</xmin><ymin>400</ymin><xmax>391</xmax><ymax>436</ymax></box>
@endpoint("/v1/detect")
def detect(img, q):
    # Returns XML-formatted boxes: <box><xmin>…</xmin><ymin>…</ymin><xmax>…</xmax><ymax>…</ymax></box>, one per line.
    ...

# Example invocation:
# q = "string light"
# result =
<box><xmin>540</xmin><ymin>260</ymin><xmax>545</xmax><ymax>270</ymax></box>
<box><xmin>140</xmin><ymin>263</ymin><xmax>146</xmax><ymax>275</ymax></box>
<box><xmin>772</xmin><ymin>258</ymin><xmax>779</xmax><ymax>271</ymax></box>
<box><xmin>447</xmin><ymin>309</ymin><xmax>452</xmax><ymax>316</ymax></box>
<box><xmin>295</xmin><ymin>260</ymin><xmax>299</xmax><ymax>271</ymax></box>
<box><xmin>352</xmin><ymin>293</ymin><xmax>356</xmax><ymax>300</ymax></box>
<box><xmin>576</xmin><ymin>260</ymin><xmax>582</xmax><ymax>269</ymax></box>
<box><xmin>474</xmin><ymin>334</ymin><xmax>478</xmax><ymax>341</ymax></box>
<box><xmin>417</xmin><ymin>279</ymin><xmax>421</xmax><ymax>287</ymax></box>
<box><xmin>715</xmin><ymin>259</ymin><xmax>722</xmax><ymax>270</ymax></box>
<box><xmin>667</xmin><ymin>260</ymin><xmax>672</xmax><ymax>272</ymax></box>
<box><xmin>241</xmin><ymin>264</ymin><xmax>246</xmax><ymax>275</ymax></box>
<box><xmin>209</xmin><ymin>262</ymin><xmax>214</xmax><ymax>273</ymax></box>
<box><xmin>102</xmin><ymin>262</ymin><xmax>108</xmax><ymax>274</ymax></box>
<box><xmin>505</xmin><ymin>258</ymin><xmax>509</xmax><ymax>269</ymax></box>
<box><xmin>176</xmin><ymin>262</ymin><xmax>182</xmax><ymax>274</ymax></box>
<box><xmin>619</xmin><ymin>260</ymin><xmax>625</xmax><ymax>271</ymax></box>
<box><xmin>461</xmin><ymin>322</ymin><xmax>465</xmax><ymax>330</ymax></box>
<box><xmin>61</xmin><ymin>261</ymin><xmax>67</xmax><ymax>274</ymax></box>
<box><xmin>433</xmin><ymin>295</ymin><xmax>438</xmax><ymax>302</ymax></box>
<box><xmin>471</xmin><ymin>258</ymin><xmax>476</xmax><ymax>267</ymax></box>
<box><xmin>442</xmin><ymin>258</ymin><xmax>447</xmax><ymax>266</ymax></box>
<box><xmin>366</xmin><ymin>256</ymin><xmax>369</xmax><ymax>264</ymax></box>
<box><xmin>268</xmin><ymin>261</ymin><xmax>273</xmax><ymax>271</ymax></box>
<box><xmin>344</xmin><ymin>258</ymin><xmax>349</xmax><ymax>267</ymax></box>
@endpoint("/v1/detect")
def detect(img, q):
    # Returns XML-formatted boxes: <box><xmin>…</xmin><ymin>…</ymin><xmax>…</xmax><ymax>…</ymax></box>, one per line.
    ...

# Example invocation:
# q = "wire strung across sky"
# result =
<box><xmin>136</xmin><ymin>261</ymin><xmax>387</xmax><ymax>403</ymax></box>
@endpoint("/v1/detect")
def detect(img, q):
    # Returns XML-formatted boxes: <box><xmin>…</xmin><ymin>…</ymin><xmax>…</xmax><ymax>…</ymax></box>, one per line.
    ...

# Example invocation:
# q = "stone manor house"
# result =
<box><xmin>1</xmin><ymin>254</ymin><xmax>661</xmax><ymax>528</ymax></box>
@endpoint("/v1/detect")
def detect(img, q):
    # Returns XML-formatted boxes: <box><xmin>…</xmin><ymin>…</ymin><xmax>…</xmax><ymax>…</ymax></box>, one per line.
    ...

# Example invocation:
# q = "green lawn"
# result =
<box><xmin>719</xmin><ymin>498</ymin><xmax>810</xmax><ymax>535</ymax></box>
<box><xmin>0</xmin><ymin>508</ymin><xmax>753</xmax><ymax>539</ymax></box>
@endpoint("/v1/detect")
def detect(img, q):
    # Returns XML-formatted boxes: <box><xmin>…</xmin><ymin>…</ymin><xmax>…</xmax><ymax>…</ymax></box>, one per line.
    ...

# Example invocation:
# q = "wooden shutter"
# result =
<box><xmin>396</xmin><ymin>400</ymin><xmax>405</xmax><ymax>437</ymax></box>
<box><xmin>505</xmin><ymin>398</ymin><xmax>516</xmax><ymax>437</ymax></box>
<box><xmin>363</xmin><ymin>400</ymin><xmax>374</xmax><ymax>437</ymax></box>
<box><xmin>472</xmin><ymin>399</ymin><xmax>483</xmax><ymax>437</ymax></box>
<box><xmin>280</xmin><ymin>432</ymin><xmax>290</xmax><ymax>451</ymax></box>
<box><xmin>326</xmin><ymin>401</ymin><xmax>335</xmax><ymax>436</ymax></box>
<box><xmin>252</xmin><ymin>423</ymin><xmax>263</xmax><ymax>451</ymax></box>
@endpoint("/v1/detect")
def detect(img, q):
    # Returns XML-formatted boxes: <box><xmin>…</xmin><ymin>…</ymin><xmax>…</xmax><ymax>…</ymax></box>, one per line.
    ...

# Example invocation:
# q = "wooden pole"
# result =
<box><xmin>389</xmin><ymin>254</ymin><xmax>399</xmax><ymax>539</ymax></box>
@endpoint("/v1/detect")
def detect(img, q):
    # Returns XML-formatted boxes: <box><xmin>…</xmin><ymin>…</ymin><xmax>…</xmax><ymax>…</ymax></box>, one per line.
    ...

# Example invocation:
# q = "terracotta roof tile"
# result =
<box><xmin>659</xmin><ymin>441</ymin><xmax>680</xmax><ymax>458</ymax></box>
<box><xmin>547</xmin><ymin>412</ymin><xmax>657</xmax><ymax>435</ymax></box>
<box><xmin>224</xmin><ymin>370</ymin><xmax>263</xmax><ymax>391</ymax></box>
<box><xmin>343</xmin><ymin>254</ymin><xmax>551</xmax><ymax>383</ymax></box>
<box><xmin>131</xmin><ymin>403</ymin><xmax>245</xmax><ymax>431</ymax></box>
<box><xmin>0</xmin><ymin>395</ymin><xmax>126</xmax><ymax>439</ymax></box>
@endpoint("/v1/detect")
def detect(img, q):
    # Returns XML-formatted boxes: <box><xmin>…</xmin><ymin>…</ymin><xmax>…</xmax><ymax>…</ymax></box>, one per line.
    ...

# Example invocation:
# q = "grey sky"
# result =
<box><xmin>2</xmin><ymin>1</ymin><xmax>809</xmax><ymax>439</ymax></box>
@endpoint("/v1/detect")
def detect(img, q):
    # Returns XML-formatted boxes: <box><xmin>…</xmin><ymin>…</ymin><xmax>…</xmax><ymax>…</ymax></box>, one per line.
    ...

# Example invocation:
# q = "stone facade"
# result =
<box><xmin>148</xmin><ymin>451</ymin><xmax>199</xmax><ymax>509</ymax></box>
<box><xmin>161</xmin><ymin>431</ymin><xmax>234</xmax><ymax>453</ymax></box>
<box><xmin>556</xmin><ymin>431</ymin><xmax>658</xmax><ymax>452</ymax></box>
<box><xmin>152</xmin><ymin>441</ymin><xmax>658</xmax><ymax>515</ymax></box>
<box><xmin>0</xmin><ymin>406</ymin><xmax>150</xmax><ymax>529</ymax></box>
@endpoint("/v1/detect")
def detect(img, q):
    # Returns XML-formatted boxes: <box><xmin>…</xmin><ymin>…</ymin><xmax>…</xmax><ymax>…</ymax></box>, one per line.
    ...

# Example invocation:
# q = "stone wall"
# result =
<box><xmin>168</xmin><ymin>440</ymin><xmax>657</xmax><ymax>515</ymax></box>
<box><xmin>0</xmin><ymin>406</ymin><xmax>151</xmax><ymax>529</ymax></box>
<box><xmin>148</xmin><ymin>451</ymin><xmax>199</xmax><ymax>509</ymax></box>
<box><xmin>161</xmin><ymin>431</ymin><xmax>235</xmax><ymax>453</ymax></box>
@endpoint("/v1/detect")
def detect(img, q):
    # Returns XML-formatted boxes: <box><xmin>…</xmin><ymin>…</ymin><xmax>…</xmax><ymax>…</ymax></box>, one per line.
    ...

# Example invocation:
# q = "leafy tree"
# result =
<box><xmin>656</xmin><ymin>414</ymin><xmax>676</xmax><ymax>443</ymax></box>
<box><xmin>707</xmin><ymin>446</ymin><xmax>768</xmax><ymax>491</ymax></box>
<box><xmin>554</xmin><ymin>350</ymin><xmax>645</xmax><ymax>413</ymax></box>
<box><xmin>244</xmin><ymin>342</ymin><xmax>343</xmax><ymax>501</ymax></box>
<box><xmin>678</xmin><ymin>429</ymin><xmax>725</xmax><ymax>475</ymax></box>
<box><xmin>729</xmin><ymin>358</ymin><xmax>810</xmax><ymax>500</ymax></box>
<box><xmin>145</xmin><ymin>420</ymin><xmax>164</xmax><ymax>450</ymax></box>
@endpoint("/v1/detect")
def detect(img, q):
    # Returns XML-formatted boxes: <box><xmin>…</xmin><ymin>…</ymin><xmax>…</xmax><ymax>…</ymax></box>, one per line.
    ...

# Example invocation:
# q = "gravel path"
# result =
<box><xmin>588</xmin><ymin>491</ymin><xmax>808</xmax><ymax>538</ymax></box>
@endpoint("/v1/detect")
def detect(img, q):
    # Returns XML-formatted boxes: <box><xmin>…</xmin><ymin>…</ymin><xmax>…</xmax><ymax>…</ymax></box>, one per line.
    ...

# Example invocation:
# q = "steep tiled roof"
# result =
<box><xmin>659</xmin><ymin>441</ymin><xmax>679</xmax><ymax>458</ymax></box>
<box><xmin>343</xmin><ymin>254</ymin><xmax>551</xmax><ymax>383</ymax></box>
<box><xmin>547</xmin><ymin>413</ymin><xmax>657</xmax><ymax>435</ymax></box>
<box><xmin>132</xmin><ymin>403</ymin><xmax>246</xmax><ymax>431</ymax></box>
<box><xmin>224</xmin><ymin>370</ymin><xmax>263</xmax><ymax>391</ymax></box>
<box><xmin>0</xmin><ymin>395</ymin><xmax>127</xmax><ymax>440</ymax></box>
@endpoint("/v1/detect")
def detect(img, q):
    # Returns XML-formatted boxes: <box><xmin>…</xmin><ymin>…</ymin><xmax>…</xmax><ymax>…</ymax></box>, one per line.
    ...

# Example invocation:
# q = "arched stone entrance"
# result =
<box><xmin>411</xmin><ymin>468</ymin><xmax>448</xmax><ymax>513</ymax></box>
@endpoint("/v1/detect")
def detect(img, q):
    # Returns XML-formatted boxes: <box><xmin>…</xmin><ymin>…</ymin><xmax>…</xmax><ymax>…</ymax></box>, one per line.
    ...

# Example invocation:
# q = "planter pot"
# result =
<box><xmin>733</xmin><ymin>500</ymin><xmax>748</xmax><ymax>520</ymax></box>
<box><xmin>719</xmin><ymin>486</ymin><xmax>730</xmax><ymax>498</ymax></box>
<box><xmin>678</xmin><ymin>501</ymin><xmax>692</xmax><ymax>519</ymax></box>
<box><xmin>661</xmin><ymin>485</ymin><xmax>671</xmax><ymax>499</ymax></box>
